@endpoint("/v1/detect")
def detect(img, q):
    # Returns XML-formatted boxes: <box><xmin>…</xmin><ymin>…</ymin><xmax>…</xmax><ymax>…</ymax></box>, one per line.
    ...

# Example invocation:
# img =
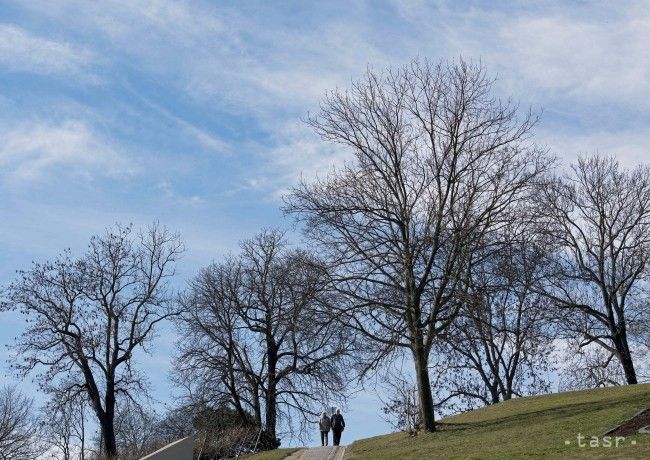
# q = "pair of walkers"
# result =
<box><xmin>318</xmin><ymin>408</ymin><xmax>345</xmax><ymax>446</ymax></box>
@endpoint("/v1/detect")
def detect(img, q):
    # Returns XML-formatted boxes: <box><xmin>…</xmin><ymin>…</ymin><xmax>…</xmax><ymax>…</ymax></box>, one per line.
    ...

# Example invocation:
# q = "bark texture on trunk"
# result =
<box><xmin>615</xmin><ymin>328</ymin><xmax>638</xmax><ymax>384</ymax></box>
<box><xmin>413</xmin><ymin>344</ymin><xmax>436</xmax><ymax>432</ymax></box>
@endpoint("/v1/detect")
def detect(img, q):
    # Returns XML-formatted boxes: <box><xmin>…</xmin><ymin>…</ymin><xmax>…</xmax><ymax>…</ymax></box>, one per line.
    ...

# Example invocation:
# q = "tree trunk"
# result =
<box><xmin>265</xmin><ymin>343</ymin><xmax>278</xmax><ymax>440</ymax></box>
<box><xmin>614</xmin><ymin>327</ymin><xmax>638</xmax><ymax>384</ymax></box>
<box><xmin>265</xmin><ymin>383</ymin><xmax>278</xmax><ymax>440</ymax></box>
<box><xmin>85</xmin><ymin>372</ymin><xmax>117</xmax><ymax>458</ymax></box>
<box><xmin>102</xmin><ymin>384</ymin><xmax>117</xmax><ymax>458</ymax></box>
<box><xmin>490</xmin><ymin>384</ymin><xmax>501</xmax><ymax>404</ymax></box>
<box><xmin>252</xmin><ymin>385</ymin><xmax>262</xmax><ymax>426</ymax></box>
<box><xmin>99</xmin><ymin>415</ymin><xmax>117</xmax><ymax>458</ymax></box>
<box><xmin>412</xmin><ymin>341</ymin><xmax>435</xmax><ymax>432</ymax></box>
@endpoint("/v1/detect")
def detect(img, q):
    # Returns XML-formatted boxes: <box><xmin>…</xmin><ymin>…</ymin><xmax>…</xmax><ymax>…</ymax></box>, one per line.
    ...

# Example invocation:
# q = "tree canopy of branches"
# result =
<box><xmin>174</xmin><ymin>229</ymin><xmax>352</xmax><ymax>444</ymax></box>
<box><xmin>0</xmin><ymin>385</ymin><xmax>42</xmax><ymax>460</ymax></box>
<box><xmin>539</xmin><ymin>155</ymin><xmax>650</xmax><ymax>385</ymax></box>
<box><xmin>557</xmin><ymin>339</ymin><xmax>626</xmax><ymax>391</ymax></box>
<box><xmin>1</xmin><ymin>223</ymin><xmax>184</xmax><ymax>458</ymax></box>
<box><xmin>434</xmin><ymin>222</ymin><xmax>554</xmax><ymax>409</ymax></box>
<box><xmin>285</xmin><ymin>58</ymin><xmax>550</xmax><ymax>431</ymax></box>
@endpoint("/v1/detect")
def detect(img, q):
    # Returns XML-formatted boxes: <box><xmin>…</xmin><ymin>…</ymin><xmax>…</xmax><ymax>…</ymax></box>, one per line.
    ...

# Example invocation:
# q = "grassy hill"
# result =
<box><xmin>347</xmin><ymin>383</ymin><xmax>650</xmax><ymax>459</ymax></box>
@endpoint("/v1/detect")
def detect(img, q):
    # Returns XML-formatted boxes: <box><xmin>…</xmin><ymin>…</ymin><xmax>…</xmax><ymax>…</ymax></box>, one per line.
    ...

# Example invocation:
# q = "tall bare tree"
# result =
<box><xmin>285</xmin><ymin>58</ymin><xmax>549</xmax><ymax>431</ymax></box>
<box><xmin>174</xmin><ymin>229</ymin><xmax>352</xmax><ymax>443</ymax></box>
<box><xmin>435</xmin><ymin>223</ymin><xmax>554</xmax><ymax>408</ymax></box>
<box><xmin>539</xmin><ymin>155</ymin><xmax>650</xmax><ymax>385</ymax></box>
<box><xmin>0</xmin><ymin>385</ymin><xmax>42</xmax><ymax>460</ymax></box>
<box><xmin>1</xmin><ymin>223</ymin><xmax>184</xmax><ymax>458</ymax></box>
<box><xmin>173</xmin><ymin>256</ymin><xmax>263</xmax><ymax>426</ymax></box>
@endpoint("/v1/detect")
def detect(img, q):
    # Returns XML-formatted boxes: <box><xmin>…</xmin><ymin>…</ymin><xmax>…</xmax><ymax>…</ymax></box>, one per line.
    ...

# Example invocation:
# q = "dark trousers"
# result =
<box><xmin>320</xmin><ymin>431</ymin><xmax>329</xmax><ymax>446</ymax></box>
<box><xmin>332</xmin><ymin>429</ymin><xmax>342</xmax><ymax>446</ymax></box>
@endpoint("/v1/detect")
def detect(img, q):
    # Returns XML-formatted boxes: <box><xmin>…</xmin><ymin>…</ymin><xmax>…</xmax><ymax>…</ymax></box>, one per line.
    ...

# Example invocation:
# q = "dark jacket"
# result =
<box><xmin>331</xmin><ymin>413</ymin><xmax>345</xmax><ymax>431</ymax></box>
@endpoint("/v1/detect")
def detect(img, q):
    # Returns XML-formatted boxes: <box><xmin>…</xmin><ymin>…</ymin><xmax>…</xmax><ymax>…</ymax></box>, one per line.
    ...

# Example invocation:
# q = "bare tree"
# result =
<box><xmin>435</xmin><ymin>222</ymin><xmax>554</xmax><ymax>408</ymax></box>
<box><xmin>114</xmin><ymin>402</ymin><xmax>165</xmax><ymax>460</ymax></box>
<box><xmin>42</xmin><ymin>392</ymin><xmax>90</xmax><ymax>460</ymax></box>
<box><xmin>378</xmin><ymin>368</ymin><xmax>421</xmax><ymax>436</ymax></box>
<box><xmin>173</xmin><ymin>257</ymin><xmax>262</xmax><ymax>427</ymax></box>
<box><xmin>0</xmin><ymin>385</ymin><xmax>42</xmax><ymax>460</ymax></box>
<box><xmin>174</xmin><ymin>229</ymin><xmax>352</xmax><ymax>444</ymax></box>
<box><xmin>1</xmin><ymin>223</ymin><xmax>184</xmax><ymax>458</ymax></box>
<box><xmin>539</xmin><ymin>155</ymin><xmax>650</xmax><ymax>384</ymax></box>
<box><xmin>285</xmin><ymin>58</ymin><xmax>550</xmax><ymax>431</ymax></box>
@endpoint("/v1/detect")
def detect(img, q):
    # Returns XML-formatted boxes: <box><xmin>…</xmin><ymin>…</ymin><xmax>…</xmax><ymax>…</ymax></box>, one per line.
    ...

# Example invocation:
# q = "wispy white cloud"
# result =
<box><xmin>2</xmin><ymin>2</ymin><xmax>391</xmax><ymax>196</ymax></box>
<box><xmin>156</xmin><ymin>181</ymin><xmax>206</xmax><ymax>207</ymax></box>
<box><xmin>540</xmin><ymin>129</ymin><xmax>650</xmax><ymax>168</ymax></box>
<box><xmin>0</xmin><ymin>119</ymin><xmax>136</xmax><ymax>181</ymax></box>
<box><xmin>185</xmin><ymin>18</ymin><xmax>391</xmax><ymax>114</ymax></box>
<box><xmin>5</xmin><ymin>0</ymin><xmax>650</xmax><ymax>193</ymax></box>
<box><xmin>246</xmin><ymin>121</ymin><xmax>352</xmax><ymax>200</ymax></box>
<box><xmin>75</xmin><ymin>0</ymin><xmax>226</xmax><ymax>49</ymax></box>
<box><xmin>390</xmin><ymin>1</ymin><xmax>650</xmax><ymax>107</ymax></box>
<box><xmin>496</xmin><ymin>9</ymin><xmax>650</xmax><ymax>106</ymax></box>
<box><xmin>0</xmin><ymin>24</ymin><xmax>99</xmax><ymax>81</ymax></box>
<box><xmin>124</xmin><ymin>86</ymin><xmax>230</xmax><ymax>155</ymax></box>
<box><xmin>16</xmin><ymin>0</ymin><xmax>227</xmax><ymax>71</ymax></box>
<box><xmin>16</xmin><ymin>2</ymin><xmax>389</xmax><ymax>115</ymax></box>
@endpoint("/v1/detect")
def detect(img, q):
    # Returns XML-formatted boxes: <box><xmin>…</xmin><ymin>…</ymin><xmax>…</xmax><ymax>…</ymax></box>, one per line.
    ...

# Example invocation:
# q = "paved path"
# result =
<box><xmin>287</xmin><ymin>446</ymin><xmax>346</xmax><ymax>460</ymax></box>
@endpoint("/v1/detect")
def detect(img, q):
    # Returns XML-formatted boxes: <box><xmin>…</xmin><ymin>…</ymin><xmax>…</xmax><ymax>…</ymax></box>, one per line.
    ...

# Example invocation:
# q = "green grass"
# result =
<box><xmin>242</xmin><ymin>447</ymin><xmax>302</xmax><ymax>460</ymax></box>
<box><xmin>347</xmin><ymin>383</ymin><xmax>650</xmax><ymax>459</ymax></box>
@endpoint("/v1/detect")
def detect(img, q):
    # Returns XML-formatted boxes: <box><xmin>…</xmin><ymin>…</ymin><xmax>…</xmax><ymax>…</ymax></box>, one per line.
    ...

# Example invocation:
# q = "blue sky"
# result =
<box><xmin>1</xmin><ymin>0</ymin><xmax>649</xmax><ymax>447</ymax></box>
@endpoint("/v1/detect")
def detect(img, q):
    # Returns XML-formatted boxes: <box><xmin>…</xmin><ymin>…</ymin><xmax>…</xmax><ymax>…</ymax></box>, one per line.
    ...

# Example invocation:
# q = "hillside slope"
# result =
<box><xmin>347</xmin><ymin>383</ymin><xmax>650</xmax><ymax>459</ymax></box>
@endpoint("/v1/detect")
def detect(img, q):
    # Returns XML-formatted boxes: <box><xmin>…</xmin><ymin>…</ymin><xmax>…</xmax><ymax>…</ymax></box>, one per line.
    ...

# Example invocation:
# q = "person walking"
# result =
<box><xmin>331</xmin><ymin>408</ymin><xmax>345</xmax><ymax>446</ymax></box>
<box><xmin>318</xmin><ymin>411</ymin><xmax>331</xmax><ymax>446</ymax></box>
